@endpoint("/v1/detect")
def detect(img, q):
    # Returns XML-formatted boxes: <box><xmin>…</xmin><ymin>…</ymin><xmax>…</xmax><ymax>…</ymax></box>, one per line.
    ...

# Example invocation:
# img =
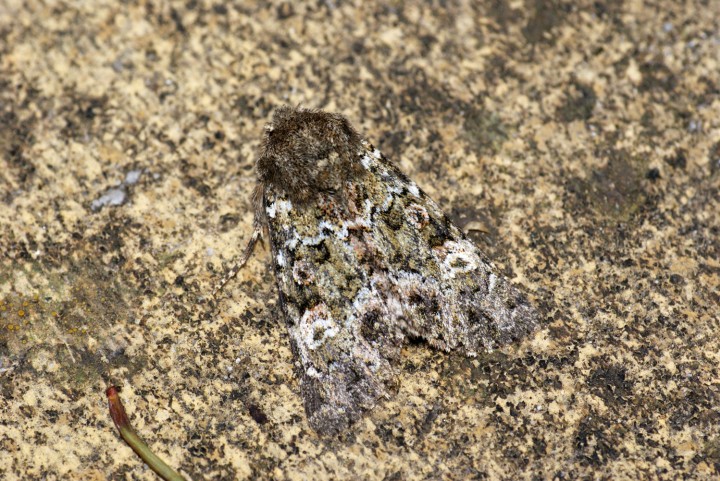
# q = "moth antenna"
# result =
<box><xmin>212</xmin><ymin>227</ymin><xmax>262</xmax><ymax>299</ymax></box>
<box><xmin>213</xmin><ymin>181</ymin><xmax>267</xmax><ymax>298</ymax></box>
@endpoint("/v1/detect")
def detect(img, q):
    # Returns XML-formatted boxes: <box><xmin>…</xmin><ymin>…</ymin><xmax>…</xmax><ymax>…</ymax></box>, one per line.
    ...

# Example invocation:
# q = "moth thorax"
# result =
<box><xmin>258</xmin><ymin>144</ymin><xmax>364</xmax><ymax>202</ymax></box>
<box><xmin>256</xmin><ymin>106</ymin><xmax>365</xmax><ymax>202</ymax></box>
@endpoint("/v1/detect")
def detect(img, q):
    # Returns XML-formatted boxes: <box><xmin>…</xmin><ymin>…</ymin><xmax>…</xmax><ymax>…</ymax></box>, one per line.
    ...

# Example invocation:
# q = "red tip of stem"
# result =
<box><xmin>106</xmin><ymin>385</ymin><xmax>130</xmax><ymax>430</ymax></box>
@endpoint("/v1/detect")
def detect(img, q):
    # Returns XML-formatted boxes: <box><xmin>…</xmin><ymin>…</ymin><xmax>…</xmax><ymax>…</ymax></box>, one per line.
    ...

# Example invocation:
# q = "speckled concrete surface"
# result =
<box><xmin>1</xmin><ymin>1</ymin><xmax>719</xmax><ymax>480</ymax></box>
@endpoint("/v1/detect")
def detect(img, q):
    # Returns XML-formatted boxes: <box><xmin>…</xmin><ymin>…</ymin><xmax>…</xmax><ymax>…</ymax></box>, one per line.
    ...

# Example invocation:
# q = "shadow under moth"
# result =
<box><xmin>218</xmin><ymin>106</ymin><xmax>539</xmax><ymax>436</ymax></box>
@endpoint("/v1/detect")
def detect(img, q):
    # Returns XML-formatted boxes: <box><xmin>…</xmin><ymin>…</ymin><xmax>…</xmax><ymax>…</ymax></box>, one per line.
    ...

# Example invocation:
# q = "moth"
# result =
<box><xmin>217</xmin><ymin>106</ymin><xmax>539</xmax><ymax>436</ymax></box>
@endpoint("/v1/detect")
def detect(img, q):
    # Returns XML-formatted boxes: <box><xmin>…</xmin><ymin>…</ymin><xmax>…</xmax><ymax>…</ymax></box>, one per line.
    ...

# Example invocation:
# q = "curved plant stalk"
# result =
<box><xmin>106</xmin><ymin>386</ymin><xmax>188</xmax><ymax>481</ymax></box>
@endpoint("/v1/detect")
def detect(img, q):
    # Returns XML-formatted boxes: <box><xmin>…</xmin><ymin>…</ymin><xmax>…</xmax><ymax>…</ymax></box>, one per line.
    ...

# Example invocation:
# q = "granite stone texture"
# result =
<box><xmin>1</xmin><ymin>1</ymin><xmax>719</xmax><ymax>480</ymax></box>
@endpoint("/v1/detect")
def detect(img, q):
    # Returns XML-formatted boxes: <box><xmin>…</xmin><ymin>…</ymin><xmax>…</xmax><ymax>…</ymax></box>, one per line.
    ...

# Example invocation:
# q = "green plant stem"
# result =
<box><xmin>106</xmin><ymin>386</ymin><xmax>188</xmax><ymax>481</ymax></box>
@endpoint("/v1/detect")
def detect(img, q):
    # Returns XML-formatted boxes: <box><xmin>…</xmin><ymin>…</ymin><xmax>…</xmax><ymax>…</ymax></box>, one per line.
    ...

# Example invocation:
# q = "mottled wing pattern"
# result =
<box><xmin>262</xmin><ymin>141</ymin><xmax>538</xmax><ymax>435</ymax></box>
